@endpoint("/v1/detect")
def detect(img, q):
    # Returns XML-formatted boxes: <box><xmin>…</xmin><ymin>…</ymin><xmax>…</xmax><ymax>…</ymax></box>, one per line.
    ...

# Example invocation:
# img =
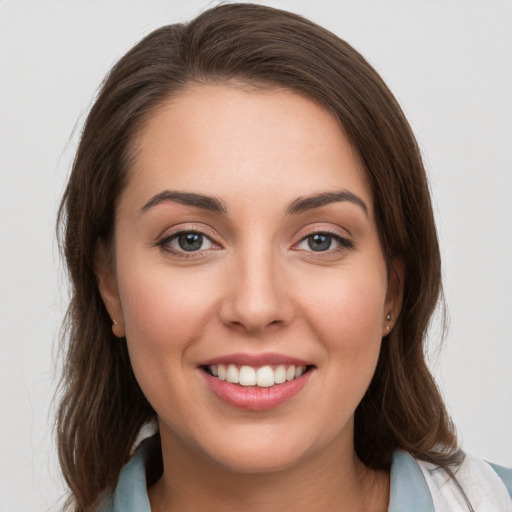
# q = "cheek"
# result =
<box><xmin>115</xmin><ymin>260</ymin><xmax>224</xmax><ymax>417</ymax></box>
<box><xmin>297</xmin><ymin>264</ymin><xmax>387</xmax><ymax>363</ymax></box>
<box><xmin>117</xmin><ymin>258</ymin><xmax>222</xmax><ymax>359</ymax></box>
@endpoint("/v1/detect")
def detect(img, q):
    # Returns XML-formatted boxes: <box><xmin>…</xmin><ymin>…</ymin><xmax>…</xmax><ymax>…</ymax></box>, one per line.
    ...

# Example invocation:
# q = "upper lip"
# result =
<box><xmin>198</xmin><ymin>352</ymin><xmax>313</xmax><ymax>367</ymax></box>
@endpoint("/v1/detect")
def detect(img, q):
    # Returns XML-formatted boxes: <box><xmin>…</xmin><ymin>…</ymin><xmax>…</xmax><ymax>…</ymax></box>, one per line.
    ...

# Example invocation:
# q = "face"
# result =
<box><xmin>98</xmin><ymin>84</ymin><xmax>400</xmax><ymax>474</ymax></box>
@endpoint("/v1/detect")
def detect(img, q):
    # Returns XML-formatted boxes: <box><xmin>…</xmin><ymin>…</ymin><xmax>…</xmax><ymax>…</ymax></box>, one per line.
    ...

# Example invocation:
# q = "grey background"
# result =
<box><xmin>1</xmin><ymin>0</ymin><xmax>511</xmax><ymax>510</ymax></box>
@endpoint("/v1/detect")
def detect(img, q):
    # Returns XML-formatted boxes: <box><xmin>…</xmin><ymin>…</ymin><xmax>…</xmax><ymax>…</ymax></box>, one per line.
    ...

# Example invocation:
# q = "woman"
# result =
<box><xmin>56</xmin><ymin>3</ymin><xmax>512</xmax><ymax>511</ymax></box>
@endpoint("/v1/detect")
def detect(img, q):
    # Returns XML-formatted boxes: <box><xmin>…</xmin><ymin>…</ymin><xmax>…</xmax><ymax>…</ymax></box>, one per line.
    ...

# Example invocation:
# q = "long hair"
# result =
<box><xmin>56</xmin><ymin>4</ymin><xmax>458</xmax><ymax>510</ymax></box>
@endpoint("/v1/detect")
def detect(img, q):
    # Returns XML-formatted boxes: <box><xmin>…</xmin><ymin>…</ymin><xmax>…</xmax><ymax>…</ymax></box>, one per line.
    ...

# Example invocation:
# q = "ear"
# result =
<box><xmin>382</xmin><ymin>258</ymin><xmax>404</xmax><ymax>337</ymax></box>
<box><xmin>95</xmin><ymin>242</ymin><xmax>125</xmax><ymax>338</ymax></box>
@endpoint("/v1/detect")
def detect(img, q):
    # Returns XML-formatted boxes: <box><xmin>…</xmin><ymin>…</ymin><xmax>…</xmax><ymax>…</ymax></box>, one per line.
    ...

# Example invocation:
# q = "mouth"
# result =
<box><xmin>199</xmin><ymin>355</ymin><xmax>316</xmax><ymax>410</ymax></box>
<box><xmin>201</xmin><ymin>363</ymin><xmax>315</xmax><ymax>388</ymax></box>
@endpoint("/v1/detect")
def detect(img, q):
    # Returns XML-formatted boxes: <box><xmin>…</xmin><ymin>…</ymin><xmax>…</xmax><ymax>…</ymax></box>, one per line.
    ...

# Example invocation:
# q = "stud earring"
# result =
<box><xmin>385</xmin><ymin>313</ymin><xmax>392</xmax><ymax>334</ymax></box>
<box><xmin>111</xmin><ymin>317</ymin><xmax>124</xmax><ymax>337</ymax></box>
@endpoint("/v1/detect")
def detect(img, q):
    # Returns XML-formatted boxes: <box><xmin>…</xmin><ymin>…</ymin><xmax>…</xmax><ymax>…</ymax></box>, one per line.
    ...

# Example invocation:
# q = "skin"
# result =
<box><xmin>97</xmin><ymin>84</ymin><xmax>402</xmax><ymax>512</ymax></box>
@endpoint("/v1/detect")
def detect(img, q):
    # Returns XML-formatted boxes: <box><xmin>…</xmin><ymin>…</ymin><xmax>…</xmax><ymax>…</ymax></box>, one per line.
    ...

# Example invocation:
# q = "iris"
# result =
<box><xmin>307</xmin><ymin>233</ymin><xmax>332</xmax><ymax>251</ymax></box>
<box><xmin>178</xmin><ymin>232</ymin><xmax>204</xmax><ymax>251</ymax></box>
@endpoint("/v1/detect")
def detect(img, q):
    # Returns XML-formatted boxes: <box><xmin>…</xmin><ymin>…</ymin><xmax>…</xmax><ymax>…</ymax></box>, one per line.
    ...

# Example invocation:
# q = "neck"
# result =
<box><xmin>148</xmin><ymin>428</ymin><xmax>389</xmax><ymax>512</ymax></box>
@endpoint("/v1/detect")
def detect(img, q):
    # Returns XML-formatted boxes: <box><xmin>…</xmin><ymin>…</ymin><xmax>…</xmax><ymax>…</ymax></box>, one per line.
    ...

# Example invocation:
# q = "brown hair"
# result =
<box><xmin>56</xmin><ymin>3</ymin><xmax>458</xmax><ymax>510</ymax></box>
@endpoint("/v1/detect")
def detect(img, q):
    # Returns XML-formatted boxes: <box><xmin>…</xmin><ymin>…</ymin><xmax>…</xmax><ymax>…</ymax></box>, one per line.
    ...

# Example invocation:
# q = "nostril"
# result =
<box><xmin>218</xmin><ymin>273</ymin><xmax>293</xmax><ymax>333</ymax></box>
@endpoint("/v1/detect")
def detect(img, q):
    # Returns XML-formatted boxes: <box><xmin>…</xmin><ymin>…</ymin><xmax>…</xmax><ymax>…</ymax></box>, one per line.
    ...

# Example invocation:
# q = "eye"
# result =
<box><xmin>296</xmin><ymin>232</ymin><xmax>353</xmax><ymax>252</ymax></box>
<box><xmin>157</xmin><ymin>231</ymin><xmax>217</xmax><ymax>254</ymax></box>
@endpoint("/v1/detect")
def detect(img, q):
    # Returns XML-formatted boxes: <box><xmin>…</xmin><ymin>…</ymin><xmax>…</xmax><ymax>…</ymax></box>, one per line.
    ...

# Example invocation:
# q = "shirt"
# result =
<box><xmin>101</xmin><ymin>436</ymin><xmax>512</xmax><ymax>511</ymax></box>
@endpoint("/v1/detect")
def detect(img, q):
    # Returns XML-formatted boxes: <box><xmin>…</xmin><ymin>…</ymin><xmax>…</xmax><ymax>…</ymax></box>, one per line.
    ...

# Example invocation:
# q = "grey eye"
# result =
<box><xmin>159</xmin><ymin>231</ymin><xmax>216</xmax><ymax>253</ymax></box>
<box><xmin>177</xmin><ymin>232</ymin><xmax>205</xmax><ymax>251</ymax></box>
<box><xmin>305</xmin><ymin>233</ymin><xmax>333</xmax><ymax>251</ymax></box>
<box><xmin>296</xmin><ymin>232</ymin><xmax>352</xmax><ymax>253</ymax></box>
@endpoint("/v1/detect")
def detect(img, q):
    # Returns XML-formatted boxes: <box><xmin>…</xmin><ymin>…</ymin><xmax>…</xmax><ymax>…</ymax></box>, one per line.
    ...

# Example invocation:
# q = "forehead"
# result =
<box><xmin>123</xmin><ymin>84</ymin><xmax>373</xmax><ymax>216</ymax></box>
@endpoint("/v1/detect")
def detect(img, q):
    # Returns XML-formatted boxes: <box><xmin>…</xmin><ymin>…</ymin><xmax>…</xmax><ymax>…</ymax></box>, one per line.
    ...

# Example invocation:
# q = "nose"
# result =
<box><xmin>219</xmin><ymin>247</ymin><xmax>293</xmax><ymax>334</ymax></box>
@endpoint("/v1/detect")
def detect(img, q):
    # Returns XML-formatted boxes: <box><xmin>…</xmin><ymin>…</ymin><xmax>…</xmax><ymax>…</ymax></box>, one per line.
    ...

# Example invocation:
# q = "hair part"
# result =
<box><xmin>56</xmin><ymin>4</ymin><xmax>458</xmax><ymax>510</ymax></box>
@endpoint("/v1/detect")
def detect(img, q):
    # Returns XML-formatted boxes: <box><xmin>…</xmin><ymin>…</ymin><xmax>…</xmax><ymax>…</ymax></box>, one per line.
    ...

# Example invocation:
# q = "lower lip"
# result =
<box><xmin>201</xmin><ymin>369</ymin><xmax>313</xmax><ymax>411</ymax></box>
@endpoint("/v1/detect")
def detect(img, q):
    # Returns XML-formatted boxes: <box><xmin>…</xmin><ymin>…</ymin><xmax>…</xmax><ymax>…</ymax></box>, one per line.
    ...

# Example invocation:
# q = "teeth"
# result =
<box><xmin>239</xmin><ymin>366</ymin><xmax>256</xmax><ymax>386</ymax></box>
<box><xmin>274</xmin><ymin>365</ymin><xmax>286</xmax><ymax>384</ymax></box>
<box><xmin>208</xmin><ymin>364</ymin><xmax>308</xmax><ymax>387</ymax></box>
<box><xmin>256</xmin><ymin>366</ymin><xmax>274</xmax><ymax>387</ymax></box>
<box><xmin>226</xmin><ymin>364</ymin><xmax>239</xmax><ymax>383</ymax></box>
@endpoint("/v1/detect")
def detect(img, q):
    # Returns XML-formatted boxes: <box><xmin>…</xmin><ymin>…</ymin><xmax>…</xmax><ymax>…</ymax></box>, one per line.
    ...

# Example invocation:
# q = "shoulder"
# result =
<box><xmin>392</xmin><ymin>451</ymin><xmax>512</xmax><ymax>512</ymax></box>
<box><xmin>489</xmin><ymin>461</ymin><xmax>512</xmax><ymax>499</ymax></box>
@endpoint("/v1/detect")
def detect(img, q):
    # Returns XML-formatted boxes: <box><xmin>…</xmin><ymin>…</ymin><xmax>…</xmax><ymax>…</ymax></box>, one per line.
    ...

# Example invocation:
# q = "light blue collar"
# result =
<box><xmin>388</xmin><ymin>451</ymin><xmax>435</xmax><ymax>511</ymax></box>
<box><xmin>108</xmin><ymin>437</ymin><xmax>152</xmax><ymax>512</ymax></box>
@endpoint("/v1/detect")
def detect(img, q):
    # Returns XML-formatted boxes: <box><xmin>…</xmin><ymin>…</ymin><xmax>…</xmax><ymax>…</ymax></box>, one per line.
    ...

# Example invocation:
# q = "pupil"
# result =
<box><xmin>178</xmin><ymin>233</ymin><xmax>203</xmax><ymax>251</ymax></box>
<box><xmin>308</xmin><ymin>234</ymin><xmax>331</xmax><ymax>251</ymax></box>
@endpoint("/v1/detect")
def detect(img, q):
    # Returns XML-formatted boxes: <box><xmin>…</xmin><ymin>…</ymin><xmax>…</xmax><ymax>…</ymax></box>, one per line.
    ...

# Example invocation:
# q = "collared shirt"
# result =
<box><xmin>102</xmin><ymin>436</ymin><xmax>512</xmax><ymax>511</ymax></box>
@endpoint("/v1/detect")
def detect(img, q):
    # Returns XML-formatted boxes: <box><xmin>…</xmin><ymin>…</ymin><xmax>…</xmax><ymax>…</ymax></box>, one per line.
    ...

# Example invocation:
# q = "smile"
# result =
<box><xmin>199</xmin><ymin>355</ymin><xmax>315</xmax><ymax>410</ymax></box>
<box><xmin>204</xmin><ymin>364</ymin><xmax>309</xmax><ymax>388</ymax></box>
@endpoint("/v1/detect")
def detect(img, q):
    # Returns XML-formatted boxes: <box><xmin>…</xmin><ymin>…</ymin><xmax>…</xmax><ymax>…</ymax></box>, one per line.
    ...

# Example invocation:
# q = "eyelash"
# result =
<box><xmin>295</xmin><ymin>230</ymin><xmax>354</xmax><ymax>254</ymax></box>
<box><xmin>155</xmin><ymin>230</ymin><xmax>220</xmax><ymax>257</ymax></box>
<box><xmin>155</xmin><ymin>228</ymin><xmax>354</xmax><ymax>257</ymax></box>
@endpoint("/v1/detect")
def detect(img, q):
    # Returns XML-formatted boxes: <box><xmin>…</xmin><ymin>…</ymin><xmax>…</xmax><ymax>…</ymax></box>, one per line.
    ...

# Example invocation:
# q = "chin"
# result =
<box><xmin>193</xmin><ymin>421</ymin><xmax>328</xmax><ymax>475</ymax></box>
<box><xmin>209</xmin><ymin>444</ymin><xmax>307</xmax><ymax>475</ymax></box>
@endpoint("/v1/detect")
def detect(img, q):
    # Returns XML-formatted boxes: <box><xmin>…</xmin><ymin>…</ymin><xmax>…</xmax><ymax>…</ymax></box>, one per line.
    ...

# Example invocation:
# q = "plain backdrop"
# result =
<box><xmin>1</xmin><ymin>0</ymin><xmax>511</xmax><ymax>510</ymax></box>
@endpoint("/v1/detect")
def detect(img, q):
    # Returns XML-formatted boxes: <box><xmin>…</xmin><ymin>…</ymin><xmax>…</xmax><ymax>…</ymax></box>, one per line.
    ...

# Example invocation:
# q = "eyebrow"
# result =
<box><xmin>140</xmin><ymin>191</ymin><xmax>228</xmax><ymax>215</ymax></box>
<box><xmin>140</xmin><ymin>188</ymin><xmax>368</xmax><ymax>218</ymax></box>
<box><xmin>285</xmin><ymin>190</ymin><xmax>369</xmax><ymax>217</ymax></box>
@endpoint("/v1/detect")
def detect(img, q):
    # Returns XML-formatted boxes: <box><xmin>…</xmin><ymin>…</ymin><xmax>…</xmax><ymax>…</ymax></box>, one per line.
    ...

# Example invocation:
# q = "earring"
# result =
<box><xmin>111</xmin><ymin>317</ymin><xmax>124</xmax><ymax>337</ymax></box>
<box><xmin>385</xmin><ymin>313</ymin><xmax>392</xmax><ymax>333</ymax></box>
<box><xmin>107</xmin><ymin>299</ymin><xmax>123</xmax><ymax>336</ymax></box>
